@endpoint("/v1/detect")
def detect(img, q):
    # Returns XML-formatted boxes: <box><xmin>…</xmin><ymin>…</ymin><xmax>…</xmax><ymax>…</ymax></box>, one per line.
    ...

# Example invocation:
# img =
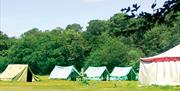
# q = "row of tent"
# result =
<box><xmin>48</xmin><ymin>44</ymin><xmax>180</xmax><ymax>85</ymax></box>
<box><xmin>49</xmin><ymin>66</ymin><xmax>137</xmax><ymax>81</ymax></box>
<box><xmin>0</xmin><ymin>64</ymin><xmax>136</xmax><ymax>82</ymax></box>
<box><xmin>0</xmin><ymin>44</ymin><xmax>179</xmax><ymax>86</ymax></box>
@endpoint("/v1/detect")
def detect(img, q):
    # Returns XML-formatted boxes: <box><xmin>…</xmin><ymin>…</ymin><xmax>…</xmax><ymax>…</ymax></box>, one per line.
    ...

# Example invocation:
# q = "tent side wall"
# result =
<box><xmin>139</xmin><ymin>61</ymin><xmax>158</xmax><ymax>85</ymax></box>
<box><xmin>139</xmin><ymin>44</ymin><xmax>180</xmax><ymax>85</ymax></box>
<box><xmin>139</xmin><ymin>61</ymin><xmax>180</xmax><ymax>85</ymax></box>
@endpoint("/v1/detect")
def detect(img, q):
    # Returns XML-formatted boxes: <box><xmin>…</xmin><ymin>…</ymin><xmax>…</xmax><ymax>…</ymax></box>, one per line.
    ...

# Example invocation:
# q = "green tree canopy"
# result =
<box><xmin>66</xmin><ymin>23</ymin><xmax>82</xmax><ymax>32</ymax></box>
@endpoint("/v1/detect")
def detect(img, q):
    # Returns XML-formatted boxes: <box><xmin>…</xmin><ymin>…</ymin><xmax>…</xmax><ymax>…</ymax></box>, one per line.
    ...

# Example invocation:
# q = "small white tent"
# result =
<box><xmin>84</xmin><ymin>66</ymin><xmax>110</xmax><ymax>81</ymax></box>
<box><xmin>49</xmin><ymin>65</ymin><xmax>80</xmax><ymax>80</ymax></box>
<box><xmin>0</xmin><ymin>64</ymin><xmax>39</xmax><ymax>82</ymax></box>
<box><xmin>139</xmin><ymin>44</ymin><xmax>180</xmax><ymax>85</ymax></box>
<box><xmin>110</xmin><ymin>67</ymin><xmax>136</xmax><ymax>80</ymax></box>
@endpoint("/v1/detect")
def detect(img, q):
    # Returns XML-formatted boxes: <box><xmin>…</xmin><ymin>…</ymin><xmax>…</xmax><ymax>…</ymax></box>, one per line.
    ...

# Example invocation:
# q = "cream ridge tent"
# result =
<box><xmin>49</xmin><ymin>65</ymin><xmax>80</xmax><ymax>81</ymax></box>
<box><xmin>0</xmin><ymin>64</ymin><xmax>39</xmax><ymax>82</ymax></box>
<box><xmin>139</xmin><ymin>44</ymin><xmax>180</xmax><ymax>85</ymax></box>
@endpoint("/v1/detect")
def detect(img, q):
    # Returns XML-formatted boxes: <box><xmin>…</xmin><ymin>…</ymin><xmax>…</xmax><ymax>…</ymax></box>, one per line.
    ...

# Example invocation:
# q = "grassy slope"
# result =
<box><xmin>0</xmin><ymin>76</ymin><xmax>179</xmax><ymax>91</ymax></box>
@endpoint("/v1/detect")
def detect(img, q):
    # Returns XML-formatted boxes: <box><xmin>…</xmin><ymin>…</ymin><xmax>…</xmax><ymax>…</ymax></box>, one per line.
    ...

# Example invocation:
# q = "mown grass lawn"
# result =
<box><xmin>0</xmin><ymin>76</ymin><xmax>179</xmax><ymax>91</ymax></box>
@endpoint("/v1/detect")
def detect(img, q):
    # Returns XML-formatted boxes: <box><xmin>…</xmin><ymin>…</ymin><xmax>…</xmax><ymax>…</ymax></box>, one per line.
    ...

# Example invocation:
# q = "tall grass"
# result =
<box><xmin>0</xmin><ymin>76</ymin><xmax>179</xmax><ymax>91</ymax></box>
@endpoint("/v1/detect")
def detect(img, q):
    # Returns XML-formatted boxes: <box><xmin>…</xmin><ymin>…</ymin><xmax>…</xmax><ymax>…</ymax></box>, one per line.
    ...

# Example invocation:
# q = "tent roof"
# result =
<box><xmin>141</xmin><ymin>44</ymin><xmax>180</xmax><ymax>62</ymax></box>
<box><xmin>110</xmin><ymin>67</ymin><xmax>133</xmax><ymax>77</ymax></box>
<box><xmin>49</xmin><ymin>65</ymin><xmax>79</xmax><ymax>79</ymax></box>
<box><xmin>84</xmin><ymin>66</ymin><xmax>109</xmax><ymax>77</ymax></box>
<box><xmin>0</xmin><ymin>64</ymin><xmax>39</xmax><ymax>81</ymax></box>
<box><xmin>0</xmin><ymin>64</ymin><xmax>28</xmax><ymax>79</ymax></box>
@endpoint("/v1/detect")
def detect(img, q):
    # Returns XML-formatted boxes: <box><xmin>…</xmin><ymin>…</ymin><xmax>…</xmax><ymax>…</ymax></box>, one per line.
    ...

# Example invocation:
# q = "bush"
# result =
<box><xmin>0</xmin><ymin>57</ymin><xmax>10</xmax><ymax>72</ymax></box>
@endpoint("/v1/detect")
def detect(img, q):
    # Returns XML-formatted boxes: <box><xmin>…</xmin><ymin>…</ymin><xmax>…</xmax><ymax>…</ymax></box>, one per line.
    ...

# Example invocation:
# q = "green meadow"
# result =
<box><xmin>0</xmin><ymin>76</ymin><xmax>179</xmax><ymax>91</ymax></box>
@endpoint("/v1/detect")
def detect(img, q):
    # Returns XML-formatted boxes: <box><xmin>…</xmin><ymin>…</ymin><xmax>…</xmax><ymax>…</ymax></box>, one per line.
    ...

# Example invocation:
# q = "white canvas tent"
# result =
<box><xmin>84</xmin><ymin>66</ymin><xmax>110</xmax><ymax>81</ymax></box>
<box><xmin>0</xmin><ymin>64</ymin><xmax>39</xmax><ymax>82</ymax></box>
<box><xmin>110</xmin><ymin>67</ymin><xmax>136</xmax><ymax>80</ymax></box>
<box><xmin>49</xmin><ymin>65</ymin><xmax>80</xmax><ymax>80</ymax></box>
<box><xmin>139</xmin><ymin>44</ymin><xmax>180</xmax><ymax>85</ymax></box>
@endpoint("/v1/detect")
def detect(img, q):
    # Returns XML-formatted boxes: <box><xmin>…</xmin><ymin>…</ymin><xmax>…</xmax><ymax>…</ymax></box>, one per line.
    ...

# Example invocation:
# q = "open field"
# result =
<box><xmin>0</xmin><ymin>76</ymin><xmax>180</xmax><ymax>91</ymax></box>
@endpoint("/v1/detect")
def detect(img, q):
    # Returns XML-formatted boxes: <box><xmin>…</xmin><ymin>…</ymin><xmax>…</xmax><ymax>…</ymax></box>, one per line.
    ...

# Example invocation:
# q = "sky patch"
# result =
<box><xmin>81</xmin><ymin>0</ymin><xmax>107</xmax><ymax>3</ymax></box>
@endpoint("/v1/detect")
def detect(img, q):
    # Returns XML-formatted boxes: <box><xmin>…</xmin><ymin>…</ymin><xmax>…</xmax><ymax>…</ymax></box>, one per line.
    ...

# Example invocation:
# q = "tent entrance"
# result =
<box><xmin>69</xmin><ymin>71</ymin><xmax>77</xmax><ymax>81</ymax></box>
<box><xmin>102</xmin><ymin>71</ymin><xmax>108</xmax><ymax>81</ymax></box>
<box><xmin>27</xmin><ymin>69</ymin><xmax>32</xmax><ymax>82</ymax></box>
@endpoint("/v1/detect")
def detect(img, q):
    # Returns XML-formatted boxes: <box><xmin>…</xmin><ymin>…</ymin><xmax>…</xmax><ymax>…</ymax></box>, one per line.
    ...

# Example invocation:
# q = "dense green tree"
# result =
<box><xmin>86</xmin><ymin>20</ymin><xmax>109</xmax><ymax>36</ymax></box>
<box><xmin>142</xmin><ymin>25</ymin><xmax>171</xmax><ymax>55</ymax></box>
<box><xmin>108</xmin><ymin>13</ymin><xmax>129</xmax><ymax>36</ymax></box>
<box><xmin>66</xmin><ymin>23</ymin><xmax>82</xmax><ymax>32</ymax></box>
<box><xmin>51</xmin><ymin>27</ymin><xmax>64</xmax><ymax>33</ymax></box>
<box><xmin>0</xmin><ymin>31</ymin><xmax>9</xmax><ymax>51</ymax></box>
<box><xmin>8</xmin><ymin>29</ymin><xmax>88</xmax><ymax>74</ymax></box>
<box><xmin>83</xmin><ymin>20</ymin><xmax>110</xmax><ymax>50</ymax></box>
<box><xmin>85</xmin><ymin>33</ymin><xmax>142</xmax><ymax>71</ymax></box>
<box><xmin>0</xmin><ymin>31</ymin><xmax>16</xmax><ymax>72</ymax></box>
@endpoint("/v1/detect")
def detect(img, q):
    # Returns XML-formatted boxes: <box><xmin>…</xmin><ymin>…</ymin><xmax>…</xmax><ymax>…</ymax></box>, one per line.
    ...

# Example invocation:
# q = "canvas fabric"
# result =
<box><xmin>139</xmin><ymin>44</ymin><xmax>180</xmax><ymax>85</ymax></box>
<box><xmin>84</xmin><ymin>66</ymin><xmax>110</xmax><ymax>80</ymax></box>
<box><xmin>49</xmin><ymin>65</ymin><xmax>79</xmax><ymax>79</ymax></box>
<box><xmin>110</xmin><ymin>67</ymin><xmax>136</xmax><ymax>80</ymax></box>
<box><xmin>0</xmin><ymin>64</ymin><xmax>39</xmax><ymax>82</ymax></box>
<box><xmin>139</xmin><ymin>61</ymin><xmax>180</xmax><ymax>85</ymax></box>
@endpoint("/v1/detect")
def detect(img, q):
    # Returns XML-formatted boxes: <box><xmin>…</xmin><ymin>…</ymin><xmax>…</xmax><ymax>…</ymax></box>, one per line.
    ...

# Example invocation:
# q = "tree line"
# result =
<box><xmin>0</xmin><ymin>0</ymin><xmax>179</xmax><ymax>74</ymax></box>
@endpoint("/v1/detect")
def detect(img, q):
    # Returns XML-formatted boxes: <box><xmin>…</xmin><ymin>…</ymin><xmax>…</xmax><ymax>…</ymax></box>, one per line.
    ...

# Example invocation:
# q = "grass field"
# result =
<box><xmin>0</xmin><ymin>76</ymin><xmax>180</xmax><ymax>91</ymax></box>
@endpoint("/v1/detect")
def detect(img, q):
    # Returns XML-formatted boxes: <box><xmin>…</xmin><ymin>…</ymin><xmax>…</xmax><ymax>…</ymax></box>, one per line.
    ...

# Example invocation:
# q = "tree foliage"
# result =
<box><xmin>66</xmin><ymin>23</ymin><xmax>82</xmax><ymax>32</ymax></box>
<box><xmin>0</xmin><ymin>0</ymin><xmax>179</xmax><ymax>74</ymax></box>
<box><xmin>85</xmin><ymin>33</ymin><xmax>142</xmax><ymax>71</ymax></box>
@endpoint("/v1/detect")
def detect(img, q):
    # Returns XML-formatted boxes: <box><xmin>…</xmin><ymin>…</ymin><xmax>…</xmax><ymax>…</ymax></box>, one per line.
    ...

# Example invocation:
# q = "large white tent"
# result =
<box><xmin>110</xmin><ymin>67</ymin><xmax>136</xmax><ymax>80</ymax></box>
<box><xmin>84</xmin><ymin>66</ymin><xmax>110</xmax><ymax>81</ymax></box>
<box><xmin>139</xmin><ymin>44</ymin><xmax>180</xmax><ymax>85</ymax></box>
<box><xmin>49</xmin><ymin>65</ymin><xmax>80</xmax><ymax>80</ymax></box>
<box><xmin>0</xmin><ymin>64</ymin><xmax>39</xmax><ymax>82</ymax></box>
